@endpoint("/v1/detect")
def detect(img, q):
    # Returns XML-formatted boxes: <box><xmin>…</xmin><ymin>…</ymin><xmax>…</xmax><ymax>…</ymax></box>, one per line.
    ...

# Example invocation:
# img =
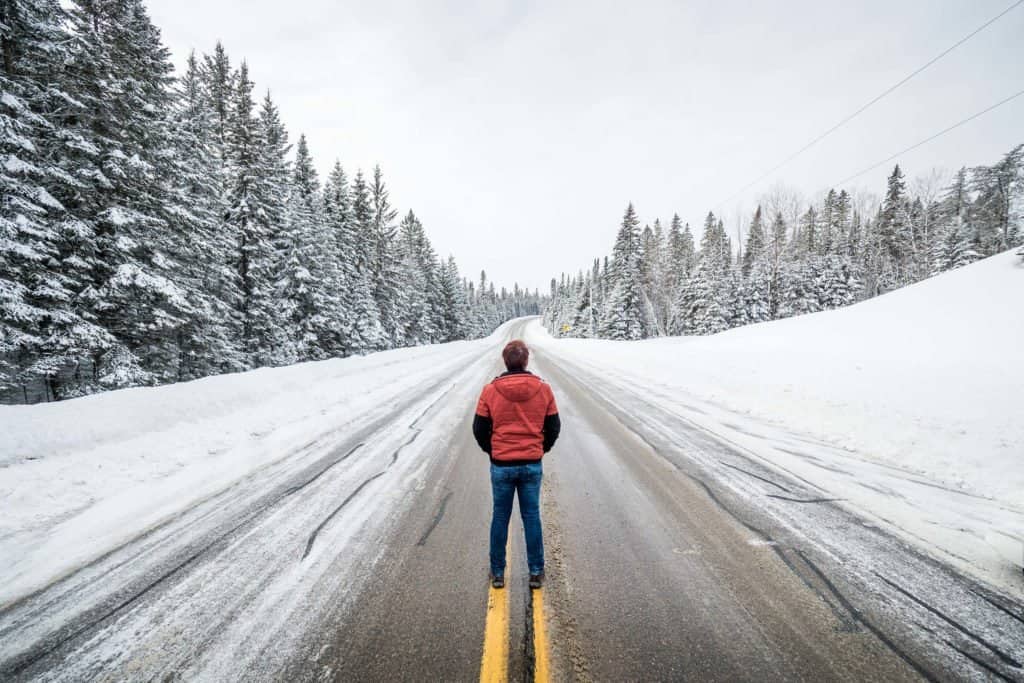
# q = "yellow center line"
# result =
<box><xmin>480</xmin><ymin>544</ymin><xmax>510</xmax><ymax>683</ymax></box>
<box><xmin>531</xmin><ymin>588</ymin><xmax>551</xmax><ymax>683</ymax></box>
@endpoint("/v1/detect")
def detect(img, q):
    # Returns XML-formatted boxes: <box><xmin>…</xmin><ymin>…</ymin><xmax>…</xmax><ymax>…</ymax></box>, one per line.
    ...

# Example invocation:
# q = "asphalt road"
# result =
<box><xmin>2</xmin><ymin>317</ymin><xmax>1022</xmax><ymax>681</ymax></box>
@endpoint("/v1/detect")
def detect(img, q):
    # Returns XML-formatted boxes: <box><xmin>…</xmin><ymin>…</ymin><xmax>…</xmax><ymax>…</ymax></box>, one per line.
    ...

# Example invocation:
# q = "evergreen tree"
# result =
<box><xmin>831</xmin><ymin>190</ymin><xmax>852</xmax><ymax>256</ymax></box>
<box><xmin>741</xmin><ymin>206</ymin><xmax>767</xmax><ymax>277</ymax></box>
<box><xmin>259</xmin><ymin>92</ymin><xmax>291</xmax><ymax>257</ymax></box>
<box><xmin>368</xmin><ymin>165</ymin><xmax>401</xmax><ymax>345</ymax></box>
<box><xmin>276</xmin><ymin>134</ymin><xmax>332</xmax><ymax>361</ymax></box>
<box><xmin>601</xmin><ymin>203</ymin><xmax>645</xmax><ymax>340</ymax></box>
<box><xmin>640</xmin><ymin>219</ymin><xmax>667</xmax><ymax>336</ymax></box>
<box><xmin>972</xmin><ymin>144</ymin><xmax>1023</xmax><ymax>253</ymax></box>
<box><xmin>201</xmin><ymin>41</ymin><xmax>235</xmax><ymax>150</ymax></box>
<box><xmin>346</xmin><ymin>170</ymin><xmax>385</xmax><ymax>352</ymax></box>
<box><xmin>395</xmin><ymin>210</ymin><xmax>437</xmax><ymax>345</ymax></box>
<box><xmin>684</xmin><ymin>213</ymin><xmax>732</xmax><ymax>334</ymax></box>
<box><xmin>798</xmin><ymin>206</ymin><xmax>818</xmax><ymax>256</ymax></box>
<box><xmin>57</xmin><ymin>0</ymin><xmax>199</xmax><ymax>390</ymax></box>
<box><xmin>169</xmin><ymin>50</ymin><xmax>245</xmax><ymax>379</ymax></box>
<box><xmin>0</xmin><ymin>0</ymin><xmax>112</xmax><ymax>398</ymax></box>
<box><xmin>878</xmin><ymin>164</ymin><xmax>911</xmax><ymax>289</ymax></box>
<box><xmin>931</xmin><ymin>168</ymin><xmax>981</xmax><ymax>273</ymax></box>
<box><xmin>224</xmin><ymin>61</ymin><xmax>281</xmax><ymax>364</ymax></box>
<box><xmin>322</xmin><ymin>160</ymin><xmax>357</xmax><ymax>353</ymax></box>
<box><xmin>437</xmin><ymin>255</ymin><xmax>467</xmax><ymax>342</ymax></box>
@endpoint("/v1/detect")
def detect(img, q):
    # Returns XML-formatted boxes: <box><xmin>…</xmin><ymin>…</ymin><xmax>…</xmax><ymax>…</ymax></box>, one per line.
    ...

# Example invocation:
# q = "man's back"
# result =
<box><xmin>475</xmin><ymin>370</ymin><xmax>559</xmax><ymax>463</ymax></box>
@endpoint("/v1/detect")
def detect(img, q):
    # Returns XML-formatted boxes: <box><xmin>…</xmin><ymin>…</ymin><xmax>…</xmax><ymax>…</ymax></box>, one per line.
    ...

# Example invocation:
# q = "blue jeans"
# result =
<box><xmin>489</xmin><ymin>461</ymin><xmax>544</xmax><ymax>576</ymax></box>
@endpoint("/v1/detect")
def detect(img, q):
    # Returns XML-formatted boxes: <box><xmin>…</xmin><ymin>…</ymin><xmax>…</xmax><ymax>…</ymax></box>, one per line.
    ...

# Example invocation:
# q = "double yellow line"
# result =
<box><xmin>479</xmin><ymin>577</ymin><xmax>510</xmax><ymax>682</ymax></box>
<box><xmin>531</xmin><ymin>589</ymin><xmax>551</xmax><ymax>681</ymax></box>
<box><xmin>479</xmin><ymin>545</ymin><xmax>550</xmax><ymax>682</ymax></box>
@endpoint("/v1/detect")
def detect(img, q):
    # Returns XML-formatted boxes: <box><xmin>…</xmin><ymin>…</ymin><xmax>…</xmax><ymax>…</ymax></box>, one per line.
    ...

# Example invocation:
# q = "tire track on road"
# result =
<box><xmin>0</xmin><ymin>367</ymin><xmax>474</xmax><ymax>679</ymax></box>
<box><xmin>534</xmin><ymin>347</ymin><xmax>943</xmax><ymax>680</ymax></box>
<box><xmin>301</xmin><ymin>382</ymin><xmax>457</xmax><ymax>560</ymax></box>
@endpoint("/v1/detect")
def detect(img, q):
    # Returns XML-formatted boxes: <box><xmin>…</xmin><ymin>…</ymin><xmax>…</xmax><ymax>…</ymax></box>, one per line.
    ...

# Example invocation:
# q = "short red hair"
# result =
<box><xmin>502</xmin><ymin>340</ymin><xmax>529</xmax><ymax>371</ymax></box>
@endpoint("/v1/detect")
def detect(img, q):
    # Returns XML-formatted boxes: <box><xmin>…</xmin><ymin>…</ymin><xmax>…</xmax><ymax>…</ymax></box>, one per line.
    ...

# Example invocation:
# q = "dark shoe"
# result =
<box><xmin>490</xmin><ymin>572</ymin><xmax>505</xmax><ymax>589</ymax></box>
<box><xmin>529</xmin><ymin>572</ymin><xmax>544</xmax><ymax>589</ymax></box>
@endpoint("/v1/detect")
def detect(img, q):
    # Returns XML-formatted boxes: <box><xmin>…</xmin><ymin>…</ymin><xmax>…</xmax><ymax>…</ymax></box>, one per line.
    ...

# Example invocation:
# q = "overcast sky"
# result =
<box><xmin>148</xmin><ymin>0</ymin><xmax>1024</xmax><ymax>291</ymax></box>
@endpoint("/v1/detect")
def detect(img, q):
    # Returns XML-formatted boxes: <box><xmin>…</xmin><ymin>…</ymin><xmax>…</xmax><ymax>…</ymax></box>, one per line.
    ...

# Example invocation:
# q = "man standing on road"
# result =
<box><xmin>472</xmin><ymin>340</ymin><xmax>560</xmax><ymax>590</ymax></box>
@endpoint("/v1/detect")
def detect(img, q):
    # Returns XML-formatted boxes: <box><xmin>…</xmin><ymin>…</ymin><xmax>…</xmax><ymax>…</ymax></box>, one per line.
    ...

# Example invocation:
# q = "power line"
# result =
<box><xmin>713</xmin><ymin>0</ymin><xmax>1024</xmax><ymax>209</ymax></box>
<box><xmin>830</xmin><ymin>88</ymin><xmax>1024</xmax><ymax>187</ymax></box>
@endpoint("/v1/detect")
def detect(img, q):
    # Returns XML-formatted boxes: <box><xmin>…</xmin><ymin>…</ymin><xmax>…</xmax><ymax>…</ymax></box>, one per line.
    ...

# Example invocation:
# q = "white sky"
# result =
<box><xmin>148</xmin><ymin>0</ymin><xmax>1024</xmax><ymax>291</ymax></box>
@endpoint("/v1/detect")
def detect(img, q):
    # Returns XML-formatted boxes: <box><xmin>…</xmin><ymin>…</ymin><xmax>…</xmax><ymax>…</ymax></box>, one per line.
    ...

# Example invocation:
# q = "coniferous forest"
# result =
<box><xmin>543</xmin><ymin>147</ymin><xmax>1023</xmax><ymax>340</ymax></box>
<box><xmin>0</xmin><ymin>0</ymin><xmax>540</xmax><ymax>403</ymax></box>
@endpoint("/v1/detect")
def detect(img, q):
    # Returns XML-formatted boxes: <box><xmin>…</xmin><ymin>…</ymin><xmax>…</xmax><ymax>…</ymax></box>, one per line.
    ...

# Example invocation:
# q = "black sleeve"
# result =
<box><xmin>473</xmin><ymin>414</ymin><xmax>493</xmax><ymax>454</ymax></box>
<box><xmin>542</xmin><ymin>413</ymin><xmax>561</xmax><ymax>453</ymax></box>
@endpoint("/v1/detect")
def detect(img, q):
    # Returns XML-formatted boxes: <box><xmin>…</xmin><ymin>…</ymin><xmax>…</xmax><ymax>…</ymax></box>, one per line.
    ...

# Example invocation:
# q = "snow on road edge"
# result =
<box><xmin>527</xmin><ymin>250</ymin><xmax>1023</xmax><ymax>596</ymax></box>
<box><xmin>0</xmin><ymin>321</ymin><xmax>516</xmax><ymax>608</ymax></box>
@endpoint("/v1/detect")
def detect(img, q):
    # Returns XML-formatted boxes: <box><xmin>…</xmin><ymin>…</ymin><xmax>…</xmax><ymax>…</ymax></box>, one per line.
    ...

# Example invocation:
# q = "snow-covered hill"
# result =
<box><xmin>529</xmin><ymin>249</ymin><xmax>1023</xmax><ymax>594</ymax></box>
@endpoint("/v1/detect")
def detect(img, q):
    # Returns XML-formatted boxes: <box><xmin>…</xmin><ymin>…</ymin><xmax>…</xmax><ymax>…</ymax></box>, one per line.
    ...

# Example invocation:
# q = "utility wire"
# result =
<box><xmin>830</xmin><ymin>88</ymin><xmax>1024</xmax><ymax>187</ymax></box>
<box><xmin>713</xmin><ymin>0</ymin><xmax>1024</xmax><ymax>209</ymax></box>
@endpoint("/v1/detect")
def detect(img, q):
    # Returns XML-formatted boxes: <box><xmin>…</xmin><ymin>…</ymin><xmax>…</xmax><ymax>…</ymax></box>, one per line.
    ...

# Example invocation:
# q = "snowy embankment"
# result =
<box><xmin>0</xmin><ymin>326</ymin><xmax>507</xmax><ymax>608</ymax></box>
<box><xmin>528</xmin><ymin>249</ymin><xmax>1024</xmax><ymax>595</ymax></box>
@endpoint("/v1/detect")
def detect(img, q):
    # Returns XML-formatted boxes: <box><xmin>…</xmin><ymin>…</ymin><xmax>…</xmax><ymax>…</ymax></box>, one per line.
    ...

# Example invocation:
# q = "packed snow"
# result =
<box><xmin>0</xmin><ymin>327</ymin><xmax>505</xmax><ymax>609</ymax></box>
<box><xmin>528</xmin><ymin>249</ymin><xmax>1024</xmax><ymax>595</ymax></box>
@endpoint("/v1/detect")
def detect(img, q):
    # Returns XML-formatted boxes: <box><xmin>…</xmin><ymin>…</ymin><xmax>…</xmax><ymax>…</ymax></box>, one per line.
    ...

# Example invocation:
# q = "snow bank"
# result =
<box><xmin>0</xmin><ymin>324</ymin><xmax>509</xmax><ymax>607</ymax></box>
<box><xmin>528</xmin><ymin>249</ymin><xmax>1024</xmax><ymax>591</ymax></box>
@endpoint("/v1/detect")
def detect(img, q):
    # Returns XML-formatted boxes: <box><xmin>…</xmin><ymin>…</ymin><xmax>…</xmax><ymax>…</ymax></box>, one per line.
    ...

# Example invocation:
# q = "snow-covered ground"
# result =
<box><xmin>528</xmin><ymin>249</ymin><xmax>1024</xmax><ymax>596</ymax></box>
<box><xmin>0</xmin><ymin>326</ymin><xmax>507</xmax><ymax>609</ymax></box>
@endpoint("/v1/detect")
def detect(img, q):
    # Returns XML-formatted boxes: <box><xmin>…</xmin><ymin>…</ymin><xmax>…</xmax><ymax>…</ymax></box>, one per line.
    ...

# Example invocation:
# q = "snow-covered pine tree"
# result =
<box><xmin>395</xmin><ymin>210</ymin><xmax>437</xmax><ymax>345</ymax></box>
<box><xmin>322</xmin><ymin>160</ymin><xmax>358</xmax><ymax>353</ymax></box>
<box><xmin>831</xmin><ymin>189</ymin><xmax>853</xmax><ymax>257</ymax></box>
<box><xmin>798</xmin><ymin>206</ymin><xmax>818</xmax><ymax>256</ymax></box>
<box><xmin>368</xmin><ymin>165</ymin><xmax>402</xmax><ymax>346</ymax></box>
<box><xmin>437</xmin><ymin>255</ymin><xmax>468</xmax><ymax>342</ymax></box>
<box><xmin>276</xmin><ymin>134</ymin><xmax>334</xmax><ymax>361</ymax></box>
<box><xmin>776</xmin><ymin>258</ymin><xmax>819</xmax><ymax>319</ymax></box>
<box><xmin>971</xmin><ymin>144</ymin><xmax>1023</xmax><ymax>254</ymax></box>
<box><xmin>641</xmin><ymin>218</ymin><xmax>668</xmax><ymax>336</ymax></box>
<box><xmin>570</xmin><ymin>270</ymin><xmax>595</xmax><ymax>338</ymax></box>
<box><xmin>814</xmin><ymin>255</ymin><xmax>860</xmax><ymax>311</ymax></box>
<box><xmin>877</xmin><ymin>164</ymin><xmax>911</xmax><ymax>290</ymax></box>
<box><xmin>0</xmin><ymin>0</ymin><xmax>113</xmax><ymax>400</ymax></box>
<box><xmin>931</xmin><ymin>167</ymin><xmax>981</xmax><ymax>273</ymax></box>
<box><xmin>224</xmin><ymin>61</ymin><xmax>282</xmax><ymax>365</ymax></box>
<box><xmin>601</xmin><ymin>203</ymin><xmax>646</xmax><ymax>340</ymax></box>
<box><xmin>56</xmin><ymin>0</ymin><xmax>201</xmax><ymax>390</ymax></box>
<box><xmin>741</xmin><ymin>206</ymin><xmax>766</xmax><ymax>277</ymax></box>
<box><xmin>471</xmin><ymin>270</ymin><xmax>492</xmax><ymax>339</ymax></box>
<box><xmin>740</xmin><ymin>207</ymin><xmax>771</xmax><ymax>324</ymax></box>
<box><xmin>821</xmin><ymin>190</ymin><xmax>840</xmax><ymax>256</ymax></box>
<box><xmin>258</xmin><ymin>93</ymin><xmax>291</xmax><ymax>258</ymax></box>
<box><xmin>201</xmin><ymin>41</ymin><xmax>235</xmax><ymax>152</ymax></box>
<box><xmin>167</xmin><ymin>50</ymin><xmax>245</xmax><ymax>380</ymax></box>
<box><xmin>678</xmin><ymin>212</ymin><xmax>731</xmax><ymax>335</ymax></box>
<box><xmin>346</xmin><ymin>169</ymin><xmax>385</xmax><ymax>352</ymax></box>
<box><xmin>415</xmin><ymin>221</ymin><xmax>446</xmax><ymax>344</ymax></box>
<box><xmin>665</xmin><ymin>217</ymin><xmax>696</xmax><ymax>335</ymax></box>
<box><xmin>589</xmin><ymin>258</ymin><xmax>603</xmax><ymax>334</ymax></box>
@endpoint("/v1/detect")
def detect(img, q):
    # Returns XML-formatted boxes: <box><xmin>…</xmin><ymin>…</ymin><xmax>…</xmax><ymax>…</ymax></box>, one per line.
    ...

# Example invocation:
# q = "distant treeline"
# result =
<box><xmin>0</xmin><ymin>0</ymin><xmax>540</xmax><ymax>404</ymax></box>
<box><xmin>543</xmin><ymin>146</ymin><xmax>1022</xmax><ymax>339</ymax></box>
